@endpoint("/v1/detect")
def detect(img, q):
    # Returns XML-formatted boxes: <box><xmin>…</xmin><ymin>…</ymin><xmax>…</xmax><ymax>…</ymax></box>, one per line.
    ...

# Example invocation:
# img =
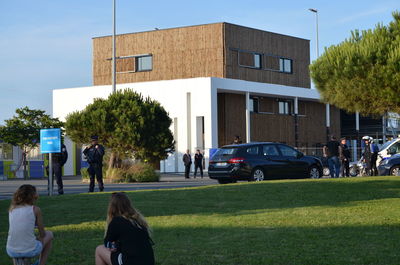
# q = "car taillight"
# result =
<box><xmin>228</xmin><ymin>157</ymin><xmax>245</xmax><ymax>164</ymax></box>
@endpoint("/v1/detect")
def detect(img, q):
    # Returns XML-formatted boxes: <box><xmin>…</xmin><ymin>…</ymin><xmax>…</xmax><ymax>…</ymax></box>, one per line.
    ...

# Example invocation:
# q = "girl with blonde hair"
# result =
<box><xmin>6</xmin><ymin>184</ymin><xmax>53</xmax><ymax>265</ymax></box>
<box><xmin>95</xmin><ymin>192</ymin><xmax>155</xmax><ymax>265</ymax></box>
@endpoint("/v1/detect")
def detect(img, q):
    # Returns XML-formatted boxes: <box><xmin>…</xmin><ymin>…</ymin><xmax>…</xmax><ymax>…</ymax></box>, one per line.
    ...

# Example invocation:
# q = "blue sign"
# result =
<box><xmin>40</xmin><ymin>128</ymin><xmax>61</xmax><ymax>154</ymax></box>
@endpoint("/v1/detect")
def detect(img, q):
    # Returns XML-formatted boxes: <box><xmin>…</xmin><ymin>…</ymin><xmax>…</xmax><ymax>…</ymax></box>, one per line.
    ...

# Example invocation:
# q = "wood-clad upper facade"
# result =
<box><xmin>93</xmin><ymin>22</ymin><xmax>310</xmax><ymax>88</ymax></box>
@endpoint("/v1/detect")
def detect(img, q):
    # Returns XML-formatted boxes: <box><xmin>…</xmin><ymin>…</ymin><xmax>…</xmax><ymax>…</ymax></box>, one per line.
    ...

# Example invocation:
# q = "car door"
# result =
<box><xmin>276</xmin><ymin>144</ymin><xmax>309</xmax><ymax>178</ymax></box>
<box><xmin>261</xmin><ymin>144</ymin><xmax>288</xmax><ymax>179</ymax></box>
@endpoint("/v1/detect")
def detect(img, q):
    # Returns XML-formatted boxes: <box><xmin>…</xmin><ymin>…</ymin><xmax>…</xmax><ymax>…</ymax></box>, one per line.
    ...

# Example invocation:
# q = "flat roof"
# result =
<box><xmin>92</xmin><ymin>22</ymin><xmax>309</xmax><ymax>42</ymax></box>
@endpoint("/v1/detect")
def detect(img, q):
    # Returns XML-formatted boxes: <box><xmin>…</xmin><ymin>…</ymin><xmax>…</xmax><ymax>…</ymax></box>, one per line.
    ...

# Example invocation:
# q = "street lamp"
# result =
<box><xmin>112</xmin><ymin>0</ymin><xmax>116</xmax><ymax>94</ymax></box>
<box><xmin>308</xmin><ymin>8</ymin><xmax>319</xmax><ymax>57</ymax></box>
<box><xmin>309</xmin><ymin>8</ymin><xmax>330</xmax><ymax>140</ymax></box>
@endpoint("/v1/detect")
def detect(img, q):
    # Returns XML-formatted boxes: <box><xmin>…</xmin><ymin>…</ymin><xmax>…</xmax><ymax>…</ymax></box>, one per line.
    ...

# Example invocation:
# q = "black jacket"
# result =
<box><xmin>83</xmin><ymin>144</ymin><xmax>105</xmax><ymax>165</ymax></box>
<box><xmin>104</xmin><ymin>216</ymin><xmax>155</xmax><ymax>265</ymax></box>
<box><xmin>52</xmin><ymin>144</ymin><xmax>68</xmax><ymax>166</ymax></box>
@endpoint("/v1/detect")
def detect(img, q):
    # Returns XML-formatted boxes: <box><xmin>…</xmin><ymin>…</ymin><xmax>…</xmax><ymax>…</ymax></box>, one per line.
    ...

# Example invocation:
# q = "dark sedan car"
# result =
<box><xmin>208</xmin><ymin>142</ymin><xmax>323</xmax><ymax>184</ymax></box>
<box><xmin>378</xmin><ymin>154</ymin><xmax>400</xmax><ymax>176</ymax></box>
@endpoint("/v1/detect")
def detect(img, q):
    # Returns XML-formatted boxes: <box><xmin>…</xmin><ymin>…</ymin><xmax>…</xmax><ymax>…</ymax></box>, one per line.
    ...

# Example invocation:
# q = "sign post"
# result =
<box><xmin>40</xmin><ymin>128</ymin><xmax>61</xmax><ymax>196</ymax></box>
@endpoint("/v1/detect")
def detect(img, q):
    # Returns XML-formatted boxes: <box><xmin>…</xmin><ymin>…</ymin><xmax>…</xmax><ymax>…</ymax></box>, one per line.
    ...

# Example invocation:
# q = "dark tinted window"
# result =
<box><xmin>262</xmin><ymin>145</ymin><xmax>279</xmax><ymax>156</ymax></box>
<box><xmin>214</xmin><ymin>148</ymin><xmax>238</xmax><ymax>156</ymax></box>
<box><xmin>246</xmin><ymin>146</ymin><xmax>259</xmax><ymax>155</ymax></box>
<box><xmin>278</xmin><ymin>145</ymin><xmax>298</xmax><ymax>157</ymax></box>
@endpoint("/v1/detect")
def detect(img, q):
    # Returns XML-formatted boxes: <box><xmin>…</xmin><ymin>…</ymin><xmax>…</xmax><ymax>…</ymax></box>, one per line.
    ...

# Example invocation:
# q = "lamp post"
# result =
<box><xmin>112</xmin><ymin>0</ymin><xmax>116</xmax><ymax>94</ymax></box>
<box><xmin>309</xmin><ymin>8</ymin><xmax>330</xmax><ymax>141</ymax></box>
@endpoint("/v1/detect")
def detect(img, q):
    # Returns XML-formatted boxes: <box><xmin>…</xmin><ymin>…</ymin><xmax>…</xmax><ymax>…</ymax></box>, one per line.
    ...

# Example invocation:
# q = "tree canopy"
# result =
<box><xmin>0</xmin><ymin>107</ymin><xmax>64</xmax><ymax>177</ymax></box>
<box><xmin>310</xmin><ymin>11</ymin><xmax>400</xmax><ymax>116</ymax></box>
<box><xmin>65</xmin><ymin>89</ymin><xmax>175</xmax><ymax>165</ymax></box>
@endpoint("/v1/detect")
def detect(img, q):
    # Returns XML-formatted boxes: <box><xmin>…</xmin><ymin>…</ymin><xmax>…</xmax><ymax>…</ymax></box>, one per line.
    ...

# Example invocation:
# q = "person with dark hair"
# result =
<box><xmin>339</xmin><ymin>138</ymin><xmax>351</xmax><ymax>177</ymax></box>
<box><xmin>232</xmin><ymin>135</ymin><xmax>242</xmax><ymax>144</ymax></box>
<box><xmin>182</xmin><ymin>149</ymin><xmax>192</xmax><ymax>179</ymax></box>
<box><xmin>323</xmin><ymin>135</ymin><xmax>341</xmax><ymax>178</ymax></box>
<box><xmin>83</xmin><ymin>135</ymin><xmax>105</xmax><ymax>192</ymax></box>
<box><xmin>6</xmin><ymin>185</ymin><xmax>54</xmax><ymax>265</ymax></box>
<box><xmin>95</xmin><ymin>192</ymin><xmax>155</xmax><ymax>265</ymax></box>
<box><xmin>194</xmin><ymin>149</ymin><xmax>204</xmax><ymax>178</ymax></box>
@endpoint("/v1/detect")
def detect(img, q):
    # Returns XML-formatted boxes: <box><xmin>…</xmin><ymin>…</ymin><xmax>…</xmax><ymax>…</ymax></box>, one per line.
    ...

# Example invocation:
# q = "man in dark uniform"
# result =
<box><xmin>47</xmin><ymin>143</ymin><xmax>68</xmax><ymax>195</ymax></box>
<box><xmin>194</xmin><ymin>149</ymin><xmax>204</xmax><ymax>178</ymax></box>
<box><xmin>183</xmin><ymin>149</ymin><xmax>192</xmax><ymax>179</ymax></box>
<box><xmin>83</xmin><ymin>135</ymin><xmax>105</xmax><ymax>192</ymax></box>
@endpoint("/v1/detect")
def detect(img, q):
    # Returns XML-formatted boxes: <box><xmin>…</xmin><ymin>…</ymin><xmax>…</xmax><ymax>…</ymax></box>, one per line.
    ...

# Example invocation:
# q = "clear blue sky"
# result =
<box><xmin>0</xmin><ymin>0</ymin><xmax>398</xmax><ymax>124</ymax></box>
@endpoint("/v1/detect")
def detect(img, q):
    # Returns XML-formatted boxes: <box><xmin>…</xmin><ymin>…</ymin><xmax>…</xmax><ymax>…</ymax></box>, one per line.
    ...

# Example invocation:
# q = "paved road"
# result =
<box><xmin>0</xmin><ymin>174</ymin><xmax>218</xmax><ymax>200</ymax></box>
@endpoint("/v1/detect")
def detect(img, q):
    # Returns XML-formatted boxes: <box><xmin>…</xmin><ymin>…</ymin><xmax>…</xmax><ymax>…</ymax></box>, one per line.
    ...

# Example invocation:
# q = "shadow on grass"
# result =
<box><xmin>1</xmin><ymin>224</ymin><xmax>399</xmax><ymax>265</ymax></box>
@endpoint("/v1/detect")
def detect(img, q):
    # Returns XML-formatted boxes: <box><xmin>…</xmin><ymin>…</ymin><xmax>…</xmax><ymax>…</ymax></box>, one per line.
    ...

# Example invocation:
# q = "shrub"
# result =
<box><xmin>80</xmin><ymin>166</ymin><xmax>107</xmax><ymax>181</ymax></box>
<box><xmin>125</xmin><ymin>162</ymin><xmax>159</xmax><ymax>182</ymax></box>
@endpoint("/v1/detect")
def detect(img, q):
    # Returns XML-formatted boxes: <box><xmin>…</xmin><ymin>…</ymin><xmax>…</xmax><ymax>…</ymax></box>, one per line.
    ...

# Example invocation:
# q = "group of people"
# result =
<box><xmin>182</xmin><ymin>149</ymin><xmax>204</xmax><ymax>179</ymax></box>
<box><xmin>6</xmin><ymin>184</ymin><xmax>155</xmax><ymax>265</ymax></box>
<box><xmin>324</xmin><ymin>135</ymin><xmax>379</xmax><ymax>178</ymax></box>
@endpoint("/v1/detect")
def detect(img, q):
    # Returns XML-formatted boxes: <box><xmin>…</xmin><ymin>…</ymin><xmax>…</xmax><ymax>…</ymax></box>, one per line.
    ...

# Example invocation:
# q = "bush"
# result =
<box><xmin>80</xmin><ymin>166</ymin><xmax>107</xmax><ymax>181</ymax></box>
<box><xmin>124</xmin><ymin>162</ymin><xmax>159</xmax><ymax>182</ymax></box>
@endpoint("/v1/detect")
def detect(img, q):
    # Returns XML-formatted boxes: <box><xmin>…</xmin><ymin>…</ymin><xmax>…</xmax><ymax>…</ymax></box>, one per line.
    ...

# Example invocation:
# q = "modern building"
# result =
<box><xmin>53</xmin><ymin>22</ymin><xmax>341</xmax><ymax>174</ymax></box>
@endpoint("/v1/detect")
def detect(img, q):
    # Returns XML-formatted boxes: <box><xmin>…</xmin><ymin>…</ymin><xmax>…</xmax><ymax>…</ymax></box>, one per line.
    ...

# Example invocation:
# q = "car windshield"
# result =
<box><xmin>214</xmin><ymin>147</ymin><xmax>239</xmax><ymax>156</ymax></box>
<box><xmin>380</xmin><ymin>139</ymin><xmax>398</xmax><ymax>151</ymax></box>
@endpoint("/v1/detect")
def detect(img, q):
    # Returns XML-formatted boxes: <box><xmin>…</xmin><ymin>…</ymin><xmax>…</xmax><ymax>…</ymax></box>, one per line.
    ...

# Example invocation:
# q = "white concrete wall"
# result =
<box><xmin>53</xmin><ymin>78</ymin><xmax>215</xmax><ymax>173</ymax></box>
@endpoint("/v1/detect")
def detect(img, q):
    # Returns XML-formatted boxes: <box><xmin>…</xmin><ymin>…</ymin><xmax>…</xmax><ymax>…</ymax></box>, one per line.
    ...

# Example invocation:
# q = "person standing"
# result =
<box><xmin>194</xmin><ymin>149</ymin><xmax>204</xmax><ymax>178</ymax></box>
<box><xmin>83</xmin><ymin>135</ymin><xmax>105</xmax><ymax>192</ymax></box>
<box><xmin>370</xmin><ymin>138</ymin><xmax>379</xmax><ymax>176</ymax></box>
<box><xmin>51</xmin><ymin>143</ymin><xmax>68</xmax><ymax>195</ymax></box>
<box><xmin>362</xmin><ymin>136</ymin><xmax>372</xmax><ymax>176</ymax></box>
<box><xmin>183</xmin><ymin>150</ymin><xmax>192</xmax><ymax>179</ymax></box>
<box><xmin>323</xmin><ymin>135</ymin><xmax>341</xmax><ymax>178</ymax></box>
<box><xmin>339</xmin><ymin>138</ymin><xmax>351</xmax><ymax>177</ymax></box>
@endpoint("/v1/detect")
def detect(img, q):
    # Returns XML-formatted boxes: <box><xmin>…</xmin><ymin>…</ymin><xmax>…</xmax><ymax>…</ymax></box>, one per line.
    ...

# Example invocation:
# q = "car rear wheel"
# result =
<box><xmin>309</xmin><ymin>166</ymin><xmax>320</xmax><ymax>179</ymax></box>
<box><xmin>390</xmin><ymin>166</ymin><xmax>400</xmax><ymax>176</ymax></box>
<box><xmin>251</xmin><ymin>168</ymin><xmax>265</xmax><ymax>181</ymax></box>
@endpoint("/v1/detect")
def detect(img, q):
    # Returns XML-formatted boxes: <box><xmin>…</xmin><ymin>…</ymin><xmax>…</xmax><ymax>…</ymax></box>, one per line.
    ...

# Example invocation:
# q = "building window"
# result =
<box><xmin>278</xmin><ymin>100</ymin><xmax>292</xmax><ymax>115</ymax></box>
<box><xmin>136</xmin><ymin>55</ymin><xmax>152</xmax><ymax>71</ymax></box>
<box><xmin>279</xmin><ymin>58</ymin><xmax>292</xmax><ymax>73</ymax></box>
<box><xmin>239</xmin><ymin>51</ymin><xmax>262</xmax><ymax>69</ymax></box>
<box><xmin>249</xmin><ymin>98</ymin><xmax>259</xmax><ymax>113</ymax></box>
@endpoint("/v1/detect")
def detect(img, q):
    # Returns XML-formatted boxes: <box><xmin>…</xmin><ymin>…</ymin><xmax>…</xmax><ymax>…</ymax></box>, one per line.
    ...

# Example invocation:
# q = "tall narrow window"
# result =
<box><xmin>278</xmin><ymin>100</ymin><xmax>292</xmax><ymax>115</ymax></box>
<box><xmin>136</xmin><ymin>55</ymin><xmax>152</xmax><ymax>71</ymax></box>
<box><xmin>279</xmin><ymin>58</ymin><xmax>292</xmax><ymax>73</ymax></box>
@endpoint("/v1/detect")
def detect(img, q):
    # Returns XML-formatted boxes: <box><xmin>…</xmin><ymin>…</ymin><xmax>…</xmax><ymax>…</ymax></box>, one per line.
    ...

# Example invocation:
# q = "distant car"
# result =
<box><xmin>377</xmin><ymin>154</ymin><xmax>400</xmax><ymax>176</ymax></box>
<box><xmin>208</xmin><ymin>142</ymin><xmax>323</xmax><ymax>184</ymax></box>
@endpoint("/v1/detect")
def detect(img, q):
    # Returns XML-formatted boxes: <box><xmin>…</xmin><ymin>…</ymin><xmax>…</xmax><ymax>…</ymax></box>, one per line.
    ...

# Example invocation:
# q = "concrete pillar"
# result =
<box><xmin>245</xmin><ymin>92</ymin><xmax>251</xmax><ymax>143</ymax></box>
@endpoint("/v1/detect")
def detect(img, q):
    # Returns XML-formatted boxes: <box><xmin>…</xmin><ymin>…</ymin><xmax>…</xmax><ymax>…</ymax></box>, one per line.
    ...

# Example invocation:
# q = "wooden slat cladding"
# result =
<box><xmin>218</xmin><ymin>93</ymin><xmax>341</xmax><ymax>147</ymax></box>
<box><xmin>93</xmin><ymin>23</ymin><xmax>225</xmax><ymax>85</ymax></box>
<box><xmin>224</xmin><ymin>23</ymin><xmax>311</xmax><ymax>88</ymax></box>
<box><xmin>217</xmin><ymin>93</ymin><xmax>246</xmax><ymax>146</ymax></box>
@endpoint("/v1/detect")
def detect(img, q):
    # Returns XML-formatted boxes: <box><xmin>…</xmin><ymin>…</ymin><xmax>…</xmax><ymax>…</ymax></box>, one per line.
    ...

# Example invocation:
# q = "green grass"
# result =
<box><xmin>1</xmin><ymin>176</ymin><xmax>400</xmax><ymax>265</ymax></box>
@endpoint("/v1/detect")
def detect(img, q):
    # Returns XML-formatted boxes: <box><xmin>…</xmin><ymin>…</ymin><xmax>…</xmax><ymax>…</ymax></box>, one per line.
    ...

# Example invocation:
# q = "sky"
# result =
<box><xmin>0</xmin><ymin>0</ymin><xmax>399</xmax><ymax>125</ymax></box>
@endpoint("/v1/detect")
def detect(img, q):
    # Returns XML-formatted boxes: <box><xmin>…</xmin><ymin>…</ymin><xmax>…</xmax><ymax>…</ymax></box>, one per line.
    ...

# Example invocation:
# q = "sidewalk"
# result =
<box><xmin>0</xmin><ymin>173</ymin><xmax>216</xmax><ymax>200</ymax></box>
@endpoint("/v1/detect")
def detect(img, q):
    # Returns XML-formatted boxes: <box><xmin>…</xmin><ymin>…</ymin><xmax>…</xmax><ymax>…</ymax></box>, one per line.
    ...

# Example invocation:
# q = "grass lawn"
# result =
<box><xmin>1</xmin><ymin>176</ymin><xmax>400</xmax><ymax>265</ymax></box>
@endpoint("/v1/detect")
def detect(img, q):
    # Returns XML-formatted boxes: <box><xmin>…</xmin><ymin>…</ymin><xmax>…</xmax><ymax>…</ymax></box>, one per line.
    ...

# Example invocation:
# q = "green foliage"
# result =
<box><xmin>0</xmin><ymin>107</ymin><xmax>64</xmax><ymax>149</ymax></box>
<box><xmin>65</xmin><ymin>90</ymin><xmax>174</xmax><ymax>165</ymax></box>
<box><xmin>0</xmin><ymin>107</ymin><xmax>64</xmax><ymax>178</ymax></box>
<box><xmin>310</xmin><ymin>11</ymin><xmax>400</xmax><ymax>115</ymax></box>
<box><xmin>105</xmin><ymin>162</ymin><xmax>159</xmax><ymax>183</ymax></box>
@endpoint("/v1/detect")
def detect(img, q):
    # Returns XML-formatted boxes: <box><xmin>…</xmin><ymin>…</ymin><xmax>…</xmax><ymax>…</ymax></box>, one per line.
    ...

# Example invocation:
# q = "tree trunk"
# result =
<box><xmin>23</xmin><ymin>151</ymin><xmax>28</xmax><ymax>180</ymax></box>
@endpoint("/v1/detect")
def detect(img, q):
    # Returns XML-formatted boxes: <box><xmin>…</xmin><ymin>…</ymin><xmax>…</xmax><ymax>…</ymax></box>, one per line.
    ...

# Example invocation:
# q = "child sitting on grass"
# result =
<box><xmin>6</xmin><ymin>184</ymin><xmax>54</xmax><ymax>265</ymax></box>
<box><xmin>95</xmin><ymin>192</ymin><xmax>155</xmax><ymax>265</ymax></box>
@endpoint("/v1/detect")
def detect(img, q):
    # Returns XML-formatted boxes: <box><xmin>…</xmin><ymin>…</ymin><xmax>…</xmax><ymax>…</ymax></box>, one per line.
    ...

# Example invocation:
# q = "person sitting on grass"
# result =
<box><xmin>95</xmin><ymin>192</ymin><xmax>155</xmax><ymax>265</ymax></box>
<box><xmin>6</xmin><ymin>184</ymin><xmax>54</xmax><ymax>265</ymax></box>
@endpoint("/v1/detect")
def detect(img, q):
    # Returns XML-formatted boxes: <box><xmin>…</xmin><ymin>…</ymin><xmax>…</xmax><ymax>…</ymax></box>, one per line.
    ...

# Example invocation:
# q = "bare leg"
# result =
<box><xmin>39</xmin><ymin>230</ymin><xmax>53</xmax><ymax>265</ymax></box>
<box><xmin>95</xmin><ymin>245</ymin><xmax>112</xmax><ymax>265</ymax></box>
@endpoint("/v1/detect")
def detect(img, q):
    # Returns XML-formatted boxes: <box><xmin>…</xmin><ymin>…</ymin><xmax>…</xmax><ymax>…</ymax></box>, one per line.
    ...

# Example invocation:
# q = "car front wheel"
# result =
<box><xmin>390</xmin><ymin>166</ymin><xmax>400</xmax><ymax>176</ymax></box>
<box><xmin>309</xmin><ymin>166</ymin><xmax>320</xmax><ymax>179</ymax></box>
<box><xmin>251</xmin><ymin>168</ymin><xmax>265</xmax><ymax>181</ymax></box>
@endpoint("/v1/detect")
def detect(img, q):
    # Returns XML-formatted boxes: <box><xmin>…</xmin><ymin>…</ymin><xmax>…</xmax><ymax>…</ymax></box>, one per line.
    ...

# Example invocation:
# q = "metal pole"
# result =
<box><xmin>48</xmin><ymin>154</ymin><xmax>53</xmax><ymax>196</ymax></box>
<box><xmin>316</xmin><ymin>11</ymin><xmax>319</xmax><ymax>58</ymax></box>
<box><xmin>112</xmin><ymin>0</ymin><xmax>116</xmax><ymax>93</ymax></box>
<box><xmin>245</xmin><ymin>92</ymin><xmax>251</xmax><ymax>143</ymax></box>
